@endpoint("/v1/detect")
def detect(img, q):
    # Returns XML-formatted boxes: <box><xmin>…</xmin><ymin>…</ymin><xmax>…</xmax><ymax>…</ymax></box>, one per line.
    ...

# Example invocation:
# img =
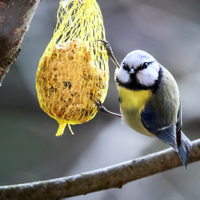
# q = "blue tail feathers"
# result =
<box><xmin>154</xmin><ymin>126</ymin><xmax>192</xmax><ymax>168</ymax></box>
<box><xmin>177</xmin><ymin>132</ymin><xmax>192</xmax><ymax>168</ymax></box>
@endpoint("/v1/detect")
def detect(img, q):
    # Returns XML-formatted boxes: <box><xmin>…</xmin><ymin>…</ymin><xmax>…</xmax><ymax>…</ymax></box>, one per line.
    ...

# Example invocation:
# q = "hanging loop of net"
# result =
<box><xmin>36</xmin><ymin>0</ymin><xmax>109</xmax><ymax>136</ymax></box>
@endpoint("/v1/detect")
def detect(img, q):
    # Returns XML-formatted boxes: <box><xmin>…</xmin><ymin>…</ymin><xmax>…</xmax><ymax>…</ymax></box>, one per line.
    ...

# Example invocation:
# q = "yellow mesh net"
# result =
<box><xmin>36</xmin><ymin>0</ymin><xmax>109</xmax><ymax>136</ymax></box>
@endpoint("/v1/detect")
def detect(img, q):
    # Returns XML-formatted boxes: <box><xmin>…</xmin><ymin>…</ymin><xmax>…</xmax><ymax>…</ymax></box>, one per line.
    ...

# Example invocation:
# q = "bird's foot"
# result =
<box><xmin>97</xmin><ymin>40</ymin><xmax>120</xmax><ymax>68</ymax></box>
<box><xmin>92</xmin><ymin>99</ymin><xmax>122</xmax><ymax>118</ymax></box>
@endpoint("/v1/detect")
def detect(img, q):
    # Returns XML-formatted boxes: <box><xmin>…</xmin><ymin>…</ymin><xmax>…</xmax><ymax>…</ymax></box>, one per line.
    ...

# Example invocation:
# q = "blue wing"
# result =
<box><xmin>141</xmin><ymin>106</ymin><xmax>177</xmax><ymax>150</ymax></box>
<box><xmin>141</xmin><ymin>104</ymin><xmax>191</xmax><ymax>168</ymax></box>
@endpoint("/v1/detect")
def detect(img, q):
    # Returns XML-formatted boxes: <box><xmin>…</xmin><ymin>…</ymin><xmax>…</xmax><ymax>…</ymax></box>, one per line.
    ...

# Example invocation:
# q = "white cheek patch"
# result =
<box><xmin>137</xmin><ymin>63</ymin><xmax>160</xmax><ymax>86</ymax></box>
<box><xmin>115</xmin><ymin>67</ymin><xmax>130</xmax><ymax>83</ymax></box>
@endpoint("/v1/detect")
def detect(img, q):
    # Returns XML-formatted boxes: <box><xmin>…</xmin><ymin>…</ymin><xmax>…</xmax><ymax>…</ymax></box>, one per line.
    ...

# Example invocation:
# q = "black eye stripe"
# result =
<box><xmin>123</xmin><ymin>63</ymin><xmax>129</xmax><ymax>71</ymax></box>
<box><xmin>136</xmin><ymin>62</ymin><xmax>152</xmax><ymax>71</ymax></box>
<box><xmin>122</xmin><ymin>61</ymin><xmax>153</xmax><ymax>72</ymax></box>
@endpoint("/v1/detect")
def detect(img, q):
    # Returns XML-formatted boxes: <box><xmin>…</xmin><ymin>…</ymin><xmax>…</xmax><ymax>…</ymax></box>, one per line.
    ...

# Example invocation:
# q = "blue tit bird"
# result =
<box><xmin>96</xmin><ymin>40</ymin><xmax>192</xmax><ymax>168</ymax></box>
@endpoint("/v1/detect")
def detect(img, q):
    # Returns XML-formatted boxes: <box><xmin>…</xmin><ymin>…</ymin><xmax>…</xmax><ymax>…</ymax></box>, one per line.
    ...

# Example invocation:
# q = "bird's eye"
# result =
<box><xmin>142</xmin><ymin>62</ymin><xmax>149</xmax><ymax>68</ymax></box>
<box><xmin>137</xmin><ymin>62</ymin><xmax>150</xmax><ymax>71</ymax></box>
<box><xmin>123</xmin><ymin>63</ymin><xmax>129</xmax><ymax>71</ymax></box>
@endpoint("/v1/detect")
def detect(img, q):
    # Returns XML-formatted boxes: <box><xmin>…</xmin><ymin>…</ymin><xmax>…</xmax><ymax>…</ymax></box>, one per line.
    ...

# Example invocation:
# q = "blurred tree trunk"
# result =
<box><xmin>0</xmin><ymin>0</ymin><xmax>40</xmax><ymax>87</ymax></box>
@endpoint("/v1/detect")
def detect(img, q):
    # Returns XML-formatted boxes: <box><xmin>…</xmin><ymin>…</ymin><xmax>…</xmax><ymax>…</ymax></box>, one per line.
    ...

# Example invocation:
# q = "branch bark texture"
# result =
<box><xmin>0</xmin><ymin>139</ymin><xmax>200</xmax><ymax>200</ymax></box>
<box><xmin>0</xmin><ymin>0</ymin><xmax>40</xmax><ymax>86</ymax></box>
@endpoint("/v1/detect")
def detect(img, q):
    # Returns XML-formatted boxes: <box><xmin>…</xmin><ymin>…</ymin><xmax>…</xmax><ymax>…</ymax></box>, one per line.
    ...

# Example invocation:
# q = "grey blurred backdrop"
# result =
<box><xmin>1</xmin><ymin>0</ymin><xmax>200</xmax><ymax>199</ymax></box>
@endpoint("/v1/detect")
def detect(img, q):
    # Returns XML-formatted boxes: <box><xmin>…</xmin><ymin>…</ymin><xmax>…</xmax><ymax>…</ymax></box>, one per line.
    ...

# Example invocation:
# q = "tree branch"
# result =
<box><xmin>0</xmin><ymin>139</ymin><xmax>199</xmax><ymax>200</ymax></box>
<box><xmin>0</xmin><ymin>0</ymin><xmax>40</xmax><ymax>87</ymax></box>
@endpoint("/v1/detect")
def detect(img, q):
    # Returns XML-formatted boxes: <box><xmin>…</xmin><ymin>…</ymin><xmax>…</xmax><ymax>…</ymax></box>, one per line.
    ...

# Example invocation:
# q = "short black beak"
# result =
<box><xmin>129</xmin><ymin>68</ymin><xmax>135</xmax><ymax>74</ymax></box>
<box><xmin>97</xmin><ymin>40</ymin><xmax>120</xmax><ymax>68</ymax></box>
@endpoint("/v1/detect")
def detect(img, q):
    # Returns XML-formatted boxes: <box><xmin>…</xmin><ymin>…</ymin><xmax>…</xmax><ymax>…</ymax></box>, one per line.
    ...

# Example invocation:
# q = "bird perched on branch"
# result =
<box><xmin>95</xmin><ymin>40</ymin><xmax>191</xmax><ymax>168</ymax></box>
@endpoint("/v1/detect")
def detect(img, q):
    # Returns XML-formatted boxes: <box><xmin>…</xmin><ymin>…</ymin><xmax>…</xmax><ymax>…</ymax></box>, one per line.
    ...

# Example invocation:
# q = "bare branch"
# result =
<box><xmin>0</xmin><ymin>0</ymin><xmax>40</xmax><ymax>87</ymax></box>
<box><xmin>0</xmin><ymin>139</ymin><xmax>199</xmax><ymax>200</ymax></box>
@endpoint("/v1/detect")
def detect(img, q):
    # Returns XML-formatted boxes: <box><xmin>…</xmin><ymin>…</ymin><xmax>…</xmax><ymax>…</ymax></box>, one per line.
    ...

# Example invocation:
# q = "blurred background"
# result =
<box><xmin>0</xmin><ymin>0</ymin><xmax>200</xmax><ymax>199</ymax></box>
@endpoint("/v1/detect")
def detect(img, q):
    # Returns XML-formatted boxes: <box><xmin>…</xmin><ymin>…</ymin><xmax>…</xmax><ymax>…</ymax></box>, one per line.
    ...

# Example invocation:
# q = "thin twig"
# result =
<box><xmin>0</xmin><ymin>139</ymin><xmax>199</xmax><ymax>200</ymax></box>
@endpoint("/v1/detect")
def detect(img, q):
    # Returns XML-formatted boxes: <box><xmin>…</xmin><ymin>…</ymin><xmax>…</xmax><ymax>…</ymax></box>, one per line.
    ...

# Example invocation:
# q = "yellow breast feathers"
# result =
<box><xmin>118</xmin><ymin>86</ymin><xmax>151</xmax><ymax>113</ymax></box>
